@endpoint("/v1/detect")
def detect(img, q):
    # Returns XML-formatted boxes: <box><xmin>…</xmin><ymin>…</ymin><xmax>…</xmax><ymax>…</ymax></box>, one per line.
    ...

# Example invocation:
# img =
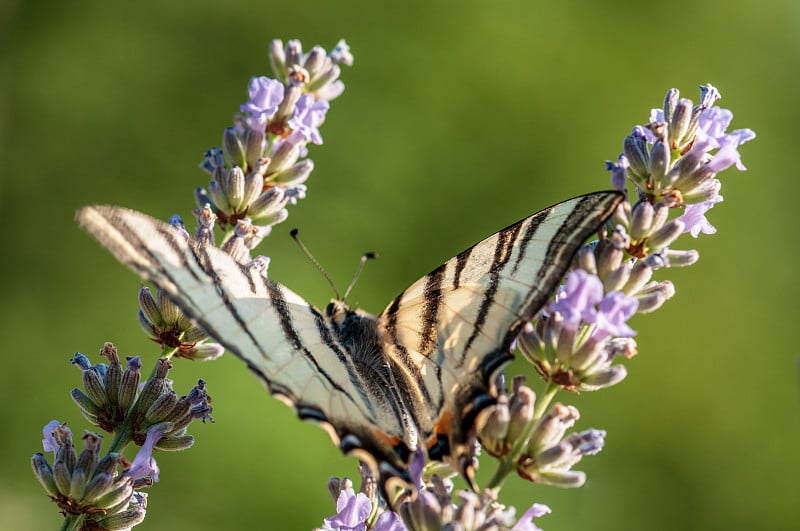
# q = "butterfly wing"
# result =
<box><xmin>76</xmin><ymin>206</ymin><xmax>414</xmax><ymax>487</ymax></box>
<box><xmin>376</xmin><ymin>192</ymin><xmax>623</xmax><ymax>479</ymax></box>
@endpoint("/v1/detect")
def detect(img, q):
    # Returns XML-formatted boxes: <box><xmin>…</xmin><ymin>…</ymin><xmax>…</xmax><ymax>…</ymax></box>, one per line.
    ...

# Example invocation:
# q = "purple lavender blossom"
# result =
<box><xmin>550</xmin><ymin>269</ymin><xmax>604</xmax><ymax>326</ymax></box>
<box><xmin>240</xmin><ymin>77</ymin><xmax>285</xmax><ymax>130</ymax></box>
<box><xmin>593</xmin><ymin>292</ymin><xmax>638</xmax><ymax>339</ymax></box>
<box><xmin>679</xmin><ymin>195</ymin><xmax>724</xmax><ymax>237</ymax></box>
<box><xmin>322</xmin><ymin>488</ymin><xmax>371</xmax><ymax>531</ymax></box>
<box><xmin>288</xmin><ymin>94</ymin><xmax>329</xmax><ymax>144</ymax></box>
<box><xmin>512</xmin><ymin>503</ymin><xmax>551</xmax><ymax>531</ymax></box>
<box><xmin>695</xmin><ymin>107</ymin><xmax>756</xmax><ymax>172</ymax></box>
<box><xmin>374</xmin><ymin>511</ymin><xmax>407</xmax><ymax>531</ymax></box>
<box><xmin>606</xmin><ymin>155</ymin><xmax>629</xmax><ymax>192</ymax></box>
<box><xmin>41</xmin><ymin>420</ymin><xmax>64</xmax><ymax>453</ymax></box>
<box><xmin>127</xmin><ymin>424</ymin><xmax>166</xmax><ymax>483</ymax></box>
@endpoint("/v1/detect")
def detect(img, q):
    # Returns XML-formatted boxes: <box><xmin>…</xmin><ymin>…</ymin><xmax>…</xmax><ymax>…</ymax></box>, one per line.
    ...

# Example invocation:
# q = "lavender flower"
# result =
<box><xmin>550</xmin><ymin>269</ymin><xmax>603</xmax><ymax>326</ymax></box>
<box><xmin>512</xmin><ymin>503</ymin><xmax>551</xmax><ymax>531</ymax></box>
<box><xmin>240</xmin><ymin>76</ymin><xmax>285</xmax><ymax>130</ymax></box>
<box><xmin>679</xmin><ymin>195</ymin><xmax>724</xmax><ymax>237</ymax></box>
<box><xmin>126</xmin><ymin>424</ymin><xmax>166</xmax><ymax>483</ymax></box>
<box><xmin>322</xmin><ymin>488</ymin><xmax>372</xmax><ymax>531</ymax></box>
<box><xmin>593</xmin><ymin>291</ymin><xmax>638</xmax><ymax>339</ymax></box>
<box><xmin>288</xmin><ymin>94</ymin><xmax>330</xmax><ymax>144</ymax></box>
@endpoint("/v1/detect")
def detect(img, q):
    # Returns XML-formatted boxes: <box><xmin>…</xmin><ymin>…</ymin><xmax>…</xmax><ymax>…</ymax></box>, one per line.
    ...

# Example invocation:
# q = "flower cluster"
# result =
<box><xmin>321</xmin><ymin>458</ymin><xmax>552</xmax><ymax>531</ymax></box>
<box><xmin>32</xmin><ymin>37</ymin><xmax>352</xmax><ymax>531</ymax></box>
<box><xmin>33</xmin><ymin>343</ymin><xmax>212</xmax><ymax>529</ymax></box>
<box><xmin>472</xmin><ymin>84</ymin><xmax>753</xmax><ymax>498</ymax></box>
<box><xmin>197</xmin><ymin>38</ymin><xmax>353</xmax><ymax>240</ymax></box>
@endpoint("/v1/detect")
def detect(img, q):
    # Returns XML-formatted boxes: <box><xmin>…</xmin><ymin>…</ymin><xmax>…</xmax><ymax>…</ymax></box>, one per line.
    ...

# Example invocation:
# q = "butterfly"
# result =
<box><xmin>76</xmin><ymin>191</ymin><xmax>622</xmax><ymax>496</ymax></box>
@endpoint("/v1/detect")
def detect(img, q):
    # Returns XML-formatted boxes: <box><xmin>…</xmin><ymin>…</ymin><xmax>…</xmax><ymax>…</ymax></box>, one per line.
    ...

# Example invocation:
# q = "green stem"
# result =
<box><xmin>486</xmin><ymin>381</ymin><xmax>559</xmax><ymax>489</ymax></box>
<box><xmin>60</xmin><ymin>515</ymin><xmax>86</xmax><ymax>531</ymax></box>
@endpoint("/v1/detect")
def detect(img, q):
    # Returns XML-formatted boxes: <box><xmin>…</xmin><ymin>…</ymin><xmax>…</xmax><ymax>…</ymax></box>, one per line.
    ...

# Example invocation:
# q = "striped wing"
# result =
<box><xmin>76</xmin><ymin>206</ymin><xmax>414</xmax><ymax>485</ymax></box>
<box><xmin>377</xmin><ymin>192</ymin><xmax>623</xmax><ymax>476</ymax></box>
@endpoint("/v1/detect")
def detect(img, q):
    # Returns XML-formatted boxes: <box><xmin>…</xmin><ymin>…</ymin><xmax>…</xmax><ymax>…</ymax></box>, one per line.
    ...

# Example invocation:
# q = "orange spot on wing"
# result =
<box><xmin>372</xmin><ymin>428</ymin><xmax>403</xmax><ymax>448</ymax></box>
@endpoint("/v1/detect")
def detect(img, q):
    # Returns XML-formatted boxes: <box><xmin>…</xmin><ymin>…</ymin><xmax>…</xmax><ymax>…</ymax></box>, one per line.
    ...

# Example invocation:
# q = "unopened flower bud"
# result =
<box><xmin>647</xmin><ymin>219</ymin><xmax>684</xmax><ymax>250</ymax></box>
<box><xmin>269</xmin><ymin>39</ymin><xmax>287</xmax><ymax>80</ymax></box>
<box><xmin>635</xmin><ymin>281</ymin><xmax>675</xmax><ymax>313</ymax></box>
<box><xmin>31</xmin><ymin>453</ymin><xmax>60</xmax><ymax>497</ymax></box>
<box><xmin>222</xmin><ymin>127</ymin><xmax>245</xmax><ymax>168</ymax></box>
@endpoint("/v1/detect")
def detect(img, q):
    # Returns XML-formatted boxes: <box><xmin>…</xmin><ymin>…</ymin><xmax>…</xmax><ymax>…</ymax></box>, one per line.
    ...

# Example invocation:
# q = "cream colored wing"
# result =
<box><xmin>77</xmin><ymin>206</ymin><xmax>415</xmax><ymax>489</ymax></box>
<box><xmin>376</xmin><ymin>192</ymin><xmax>623</xmax><ymax>478</ymax></box>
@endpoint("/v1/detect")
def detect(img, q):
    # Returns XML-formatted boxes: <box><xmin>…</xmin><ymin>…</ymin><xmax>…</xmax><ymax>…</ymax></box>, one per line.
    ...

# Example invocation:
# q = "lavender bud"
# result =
<box><xmin>478</xmin><ymin>394</ymin><xmax>510</xmax><ymax>457</ymax></box>
<box><xmin>69</xmin><ymin>467</ymin><xmax>88</xmax><ymax>502</ymax></box>
<box><xmin>227</xmin><ymin>166</ymin><xmax>246</xmax><ymax>211</ymax></box>
<box><xmin>117</xmin><ymin>357</ymin><xmax>141</xmax><ymax>412</ymax></box>
<box><xmin>663</xmin><ymin>88</ymin><xmax>680</xmax><ymax>123</ymax></box>
<box><xmin>241</xmin><ymin>172</ymin><xmax>265</xmax><ymax>208</ymax></box>
<box><xmin>646</xmin><ymin>219</ymin><xmax>684</xmax><ymax>250</ymax></box>
<box><xmin>269</xmin><ymin>39</ymin><xmax>287</xmax><ymax>80</ymax></box>
<box><xmin>138</xmin><ymin>287</ymin><xmax>161</xmax><ymax>328</ymax></box>
<box><xmin>527</xmin><ymin>403</ymin><xmax>579</xmax><ymax>455</ymax></box>
<box><xmin>145</xmin><ymin>391</ymin><xmax>179</xmax><ymax>424</ymax></box>
<box><xmin>82</xmin><ymin>472</ymin><xmax>114</xmax><ymax>503</ymax></box>
<box><xmin>307</xmin><ymin>64</ymin><xmax>341</xmax><ymax>93</ymax></box>
<box><xmin>243</xmin><ymin>128</ymin><xmax>266</xmax><ymax>167</ymax></box>
<box><xmin>208</xmin><ymin>180</ymin><xmax>230</xmax><ymax>212</ymax></box>
<box><xmin>303</xmin><ymin>46</ymin><xmax>328</xmax><ymax>77</ymax></box>
<box><xmin>623</xmin><ymin>262</ymin><xmax>653</xmax><ymax>294</ymax></box>
<box><xmin>274</xmin><ymin>159</ymin><xmax>314</xmax><ymax>186</ymax></box>
<box><xmin>71</xmin><ymin>388</ymin><xmax>103</xmax><ymax>420</ymax></box>
<box><xmin>635</xmin><ymin>281</ymin><xmax>675</xmax><ymax>313</ymax></box>
<box><xmin>31</xmin><ymin>454</ymin><xmax>60</xmax><ymax>497</ymax></box>
<box><xmin>663</xmin><ymin>248</ymin><xmax>699</xmax><ymax>267</ymax></box>
<box><xmin>97</xmin><ymin>507</ymin><xmax>147</xmax><ymax>530</ymax></box>
<box><xmin>222</xmin><ymin>127</ymin><xmax>245</xmax><ymax>168</ymax></box>
<box><xmin>100</xmin><ymin>344</ymin><xmax>122</xmax><ymax>405</ymax></box>
<box><xmin>133</xmin><ymin>359</ymin><xmax>171</xmax><ymax>416</ymax></box>
<box><xmin>581</xmin><ymin>365</ymin><xmax>628</xmax><ymax>389</ymax></box>
<box><xmin>272</xmin><ymin>83</ymin><xmax>303</xmax><ymax>127</ymax></box>
<box><xmin>154</xmin><ymin>434</ymin><xmax>195</xmax><ymax>451</ymax></box>
<box><xmin>623</xmin><ymin>127</ymin><xmax>650</xmax><ymax>182</ymax></box>
<box><xmin>92</xmin><ymin>477</ymin><xmax>134</xmax><ymax>511</ymax></box>
<box><xmin>649</xmin><ymin>138</ymin><xmax>670</xmax><ymax>186</ymax></box>
<box><xmin>248</xmin><ymin>187</ymin><xmax>287</xmax><ymax>218</ymax></box>
<box><xmin>284</xmin><ymin>39</ymin><xmax>303</xmax><ymax>70</ymax></box>
<box><xmin>268</xmin><ymin>137</ymin><xmax>301</xmax><ymax>172</ymax></box>
<box><xmin>683</xmin><ymin>177</ymin><xmax>722</xmax><ymax>203</ymax></box>
<box><xmin>597</xmin><ymin>242</ymin><xmax>624</xmax><ymax>280</ymax></box>
<box><xmin>669</xmin><ymin>98</ymin><xmax>693</xmax><ymax>149</ymax></box>
<box><xmin>575</xmin><ymin>246</ymin><xmax>597</xmax><ymax>274</ymax></box>
<box><xmin>53</xmin><ymin>459</ymin><xmax>72</xmax><ymax>496</ymax></box>
<box><xmin>603</xmin><ymin>259</ymin><xmax>631</xmax><ymax>293</ymax></box>
<box><xmin>82</xmin><ymin>367</ymin><xmax>108</xmax><ymax>410</ymax></box>
<box><xmin>629</xmin><ymin>201</ymin><xmax>654</xmax><ymax>240</ymax></box>
<box><xmin>507</xmin><ymin>383</ymin><xmax>536</xmax><ymax>445</ymax></box>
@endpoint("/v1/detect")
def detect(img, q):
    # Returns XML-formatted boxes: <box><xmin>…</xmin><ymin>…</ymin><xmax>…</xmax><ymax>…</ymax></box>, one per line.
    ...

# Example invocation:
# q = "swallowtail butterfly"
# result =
<box><xmin>77</xmin><ymin>191</ymin><xmax>623</xmax><ymax>495</ymax></box>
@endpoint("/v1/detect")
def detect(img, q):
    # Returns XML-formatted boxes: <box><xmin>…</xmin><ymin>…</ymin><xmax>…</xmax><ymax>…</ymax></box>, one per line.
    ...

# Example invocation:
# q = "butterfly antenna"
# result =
<box><xmin>343</xmin><ymin>252</ymin><xmax>378</xmax><ymax>302</ymax></box>
<box><xmin>290</xmin><ymin>229</ymin><xmax>341</xmax><ymax>300</ymax></box>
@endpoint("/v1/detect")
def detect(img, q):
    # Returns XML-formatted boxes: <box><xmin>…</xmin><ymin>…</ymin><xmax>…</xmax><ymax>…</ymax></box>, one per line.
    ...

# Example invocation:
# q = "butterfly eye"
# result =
<box><xmin>325</xmin><ymin>301</ymin><xmax>337</xmax><ymax>317</ymax></box>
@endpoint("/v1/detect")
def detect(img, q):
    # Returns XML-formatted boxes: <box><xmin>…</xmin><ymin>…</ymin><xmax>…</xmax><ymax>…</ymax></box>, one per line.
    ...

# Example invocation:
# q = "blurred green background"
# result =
<box><xmin>1</xmin><ymin>0</ymin><xmax>797</xmax><ymax>529</ymax></box>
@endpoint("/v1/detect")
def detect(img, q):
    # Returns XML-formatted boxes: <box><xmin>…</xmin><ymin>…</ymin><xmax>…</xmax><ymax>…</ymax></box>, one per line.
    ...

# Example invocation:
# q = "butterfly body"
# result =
<box><xmin>77</xmin><ymin>191</ymin><xmax>623</xmax><ymax>494</ymax></box>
